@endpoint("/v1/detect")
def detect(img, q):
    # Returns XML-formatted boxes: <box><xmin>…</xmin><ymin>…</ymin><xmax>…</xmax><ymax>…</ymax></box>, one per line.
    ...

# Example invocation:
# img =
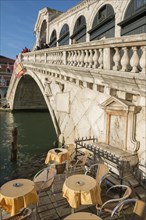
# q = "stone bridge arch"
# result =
<box><xmin>9</xmin><ymin>70</ymin><xmax>60</xmax><ymax>137</ymax></box>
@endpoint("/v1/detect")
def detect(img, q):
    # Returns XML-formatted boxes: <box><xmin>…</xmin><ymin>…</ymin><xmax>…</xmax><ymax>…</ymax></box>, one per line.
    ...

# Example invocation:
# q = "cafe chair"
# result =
<box><xmin>111</xmin><ymin>198</ymin><xmax>146</xmax><ymax>220</ymax></box>
<box><xmin>65</xmin><ymin>144</ymin><xmax>75</xmax><ymax>159</ymax></box>
<box><xmin>3</xmin><ymin>208</ymin><xmax>32</xmax><ymax>220</ymax></box>
<box><xmin>55</xmin><ymin>160</ymin><xmax>67</xmax><ymax>179</ymax></box>
<box><xmin>33</xmin><ymin>166</ymin><xmax>57</xmax><ymax>215</ymax></box>
<box><xmin>68</xmin><ymin>150</ymin><xmax>90</xmax><ymax>173</ymax></box>
<box><xmin>33</xmin><ymin>166</ymin><xmax>57</xmax><ymax>195</ymax></box>
<box><xmin>96</xmin><ymin>184</ymin><xmax>132</xmax><ymax>217</ymax></box>
<box><xmin>85</xmin><ymin>163</ymin><xmax>109</xmax><ymax>186</ymax></box>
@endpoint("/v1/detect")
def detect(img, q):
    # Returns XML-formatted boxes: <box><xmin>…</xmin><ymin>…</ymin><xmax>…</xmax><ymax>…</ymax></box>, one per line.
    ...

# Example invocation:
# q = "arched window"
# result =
<box><xmin>89</xmin><ymin>4</ymin><xmax>115</xmax><ymax>41</ymax></box>
<box><xmin>71</xmin><ymin>15</ymin><xmax>86</xmax><ymax>43</ymax></box>
<box><xmin>40</xmin><ymin>20</ymin><xmax>47</xmax><ymax>44</ymax></box>
<box><xmin>58</xmin><ymin>24</ymin><xmax>69</xmax><ymax>46</ymax></box>
<box><xmin>49</xmin><ymin>30</ymin><xmax>57</xmax><ymax>47</ymax></box>
<box><xmin>118</xmin><ymin>0</ymin><xmax>146</xmax><ymax>36</ymax></box>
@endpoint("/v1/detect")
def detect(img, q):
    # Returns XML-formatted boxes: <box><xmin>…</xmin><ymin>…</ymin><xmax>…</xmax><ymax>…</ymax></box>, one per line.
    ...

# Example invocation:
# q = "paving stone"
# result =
<box><xmin>38</xmin><ymin>203</ymin><xmax>54</xmax><ymax>212</ymax></box>
<box><xmin>39</xmin><ymin>208</ymin><xmax>59</xmax><ymax>219</ymax></box>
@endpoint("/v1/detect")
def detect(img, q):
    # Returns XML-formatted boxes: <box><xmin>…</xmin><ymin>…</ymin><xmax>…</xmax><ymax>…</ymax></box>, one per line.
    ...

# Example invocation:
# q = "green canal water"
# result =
<box><xmin>0</xmin><ymin>111</ymin><xmax>57</xmax><ymax>186</ymax></box>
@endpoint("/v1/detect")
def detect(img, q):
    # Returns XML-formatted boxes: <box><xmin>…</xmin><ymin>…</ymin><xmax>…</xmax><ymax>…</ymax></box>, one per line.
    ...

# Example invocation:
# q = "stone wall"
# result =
<box><xmin>53</xmin><ymin>81</ymin><xmax>145</xmax><ymax>168</ymax></box>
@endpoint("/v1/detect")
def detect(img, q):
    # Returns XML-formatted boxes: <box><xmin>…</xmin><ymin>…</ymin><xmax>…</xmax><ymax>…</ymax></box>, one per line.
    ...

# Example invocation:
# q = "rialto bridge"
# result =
<box><xmin>6</xmin><ymin>0</ymin><xmax>146</xmax><ymax>177</ymax></box>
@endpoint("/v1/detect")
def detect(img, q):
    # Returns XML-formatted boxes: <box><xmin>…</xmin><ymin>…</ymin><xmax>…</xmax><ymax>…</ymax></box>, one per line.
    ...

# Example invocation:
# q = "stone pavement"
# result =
<box><xmin>1</xmin><ymin>168</ymin><xmax>146</xmax><ymax>220</ymax></box>
<box><xmin>30</xmin><ymin>168</ymin><xmax>146</xmax><ymax>220</ymax></box>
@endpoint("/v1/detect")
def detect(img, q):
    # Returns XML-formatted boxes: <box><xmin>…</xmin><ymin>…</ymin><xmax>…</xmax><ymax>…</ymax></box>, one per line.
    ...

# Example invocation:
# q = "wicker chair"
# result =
<box><xmin>33</xmin><ymin>166</ymin><xmax>56</xmax><ymax>195</ymax></box>
<box><xmin>3</xmin><ymin>208</ymin><xmax>32</xmax><ymax>220</ymax></box>
<box><xmin>85</xmin><ymin>163</ymin><xmax>109</xmax><ymax>186</ymax></box>
<box><xmin>65</xmin><ymin>144</ymin><xmax>75</xmax><ymax>159</ymax></box>
<box><xmin>32</xmin><ymin>166</ymin><xmax>56</xmax><ymax>217</ymax></box>
<box><xmin>55</xmin><ymin>161</ymin><xmax>67</xmax><ymax>174</ymax></box>
<box><xmin>68</xmin><ymin>150</ymin><xmax>90</xmax><ymax>173</ymax></box>
<box><xmin>111</xmin><ymin>198</ymin><xmax>146</xmax><ymax>220</ymax></box>
<box><xmin>55</xmin><ymin>161</ymin><xmax>67</xmax><ymax>179</ymax></box>
<box><xmin>96</xmin><ymin>184</ymin><xmax>132</xmax><ymax>217</ymax></box>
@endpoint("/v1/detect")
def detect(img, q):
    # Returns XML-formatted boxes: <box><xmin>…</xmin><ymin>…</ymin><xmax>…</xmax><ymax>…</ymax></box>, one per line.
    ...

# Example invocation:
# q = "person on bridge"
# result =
<box><xmin>22</xmin><ymin>47</ymin><xmax>29</xmax><ymax>53</ymax></box>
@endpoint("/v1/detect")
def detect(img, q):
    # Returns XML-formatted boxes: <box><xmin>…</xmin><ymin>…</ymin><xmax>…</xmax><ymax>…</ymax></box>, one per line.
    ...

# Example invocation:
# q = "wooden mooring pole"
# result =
<box><xmin>11</xmin><ymin>127</ymin><xmax>18</xmax><ymax>162</ymax></box>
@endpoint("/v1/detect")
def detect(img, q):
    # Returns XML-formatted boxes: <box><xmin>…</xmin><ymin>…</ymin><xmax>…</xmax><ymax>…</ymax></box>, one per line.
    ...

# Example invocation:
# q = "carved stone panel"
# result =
<box><xmin>109</xmin><ymin>115</ymin><xmax>125</xmax><ymax>149</ymax></box>
<box><xmin>56</xmin><ymin>92</ymin><xmax>70</xmax><ymax>113</ymax></box>
<box><xmin>101</xmin><ymin>96</ymin><xmax>141</xmax><ymax>153</ymax></box>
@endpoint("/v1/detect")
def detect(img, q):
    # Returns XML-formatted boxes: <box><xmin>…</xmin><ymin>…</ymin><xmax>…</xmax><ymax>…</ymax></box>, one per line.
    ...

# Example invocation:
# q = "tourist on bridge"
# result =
<box><xmin>22</xmin><ymin>47</ymin><xmax>29</xmax><ymax>53</ymax></box>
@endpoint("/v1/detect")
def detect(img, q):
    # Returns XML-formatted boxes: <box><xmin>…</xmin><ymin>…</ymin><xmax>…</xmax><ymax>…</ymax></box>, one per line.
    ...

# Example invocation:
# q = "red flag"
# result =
<box><xmin>13</xmin><ymin>56</ymin><xmax>25</xmax><ymax>78</ymax></box>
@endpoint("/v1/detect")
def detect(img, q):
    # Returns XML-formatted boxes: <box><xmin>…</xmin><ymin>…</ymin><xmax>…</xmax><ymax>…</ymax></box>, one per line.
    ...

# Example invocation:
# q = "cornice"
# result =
<box><xmin>48</xmin><ymin>0</ymin><xmax>97</xmax><ymax>25</ymax></box>
<box><xmin>34</xmin><ymin>7</ymin><xmax>62</xmax><ymax>32</ymax></box>
<box><xmin>34</xmin><ymin>8</ymin><xmax>49</xmax><ymax>32</ymax></box>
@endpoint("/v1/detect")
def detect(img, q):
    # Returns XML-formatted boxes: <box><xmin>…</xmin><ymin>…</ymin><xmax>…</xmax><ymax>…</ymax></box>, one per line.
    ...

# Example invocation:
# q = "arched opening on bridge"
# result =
<box><xmin>71</xmin><ymin>15</ymin><xmax>86</xmax><ymax>43</ymax></box>
<box><xmin>58</xmin><ymin>23</ymin><xmax>69</xmax><ymax>46</ymax></box>
<box><xmin>13</xmin><ymin>75</ymin><xmax>48</xmax><ymax>110</ymax></box>
<box><xmin>89</xmin><ymin>4</ymin><xmax>115</xmax><ymax>40</ymax></box>
<box><xmin>49</xmin><ymin>29</ymin><xmax>57</xmax><ymax>47</ymax></box>
<box><xmin>118</xmin><ymin>0</ymin><xmax>146</xmax><ymax>36</ymax></box>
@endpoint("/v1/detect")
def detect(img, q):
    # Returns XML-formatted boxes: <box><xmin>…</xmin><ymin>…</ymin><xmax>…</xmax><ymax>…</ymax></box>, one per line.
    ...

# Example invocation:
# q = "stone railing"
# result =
<box><xmin>21</xmin><ymin>34</ymin><xmax>146</xmax><ymax>74</ymax></box>
<box><xmin>6</xmin><ymin>70</ymin><xmax>17</xmax><ymax>102</ymax></box>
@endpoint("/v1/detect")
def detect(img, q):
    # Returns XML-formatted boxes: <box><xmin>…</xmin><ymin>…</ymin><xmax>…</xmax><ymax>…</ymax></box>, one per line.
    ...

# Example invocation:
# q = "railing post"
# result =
<box><xmin>140</xmin><ymin>46</ymin><xmax>146</xmax><ymax>74</ymax></box>
<box><xmin>98</xmin><ymin>49</ymin><xmax>103</xmax><ymax>69</ymax></box>
<box><xmin>103</xmin><ymin>48</ymin><xmax>111</xmax><ymax>70</ymax></box>
<box><xmin>79</xmin><ymin>50</ymin><xmax>84</xmax><ymax>67</ymax></box>
<box><xmin>63</xmin><ymin>51</ymin><xmax>67</xmax><ymax>65</ymax></box>
<box><xmin>93</xmin><ymin>49</ymin><xmax>99</xmax><ymax>68</ymax></box>
<box><xmin>130</xmin><ymin>47</ymin><xmax>139</xmax><ymax>73</ymax></box>
<box><xmin>88</xmin><ymin>49</ymin><xmax>93</xmax><ymax>68</ymax></box>
<box><xmin>121</xmin><ymin>47</ymin><xmax>129</xmax><ymax>71</ymax></box>
<box><xmin>84</xmin><ymin>50</ymin><xmax>89</xmax><ymax>67</ymax></box>
<box><xmin>113</xmin><ymin>47</ymin><xmax>121</xmax><ymax>70</ymax></box>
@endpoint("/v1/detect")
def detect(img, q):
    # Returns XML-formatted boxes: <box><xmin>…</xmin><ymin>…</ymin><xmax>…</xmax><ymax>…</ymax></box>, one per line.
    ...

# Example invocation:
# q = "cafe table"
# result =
<box><xmin>64</xmin><ymin>212</ymin><xmax>102</xmax><ymax>220</ymax></box>
<box><xmin>45</xmin><ymin>148</ymin><xmax>69</xmax><ymax>164</ymax></box>
<box><xmin>62</xmin><ymin>174</ymin><xmax>102</xmax><ymax>210</ymax></box>
<box><xmin>0</xmin><ymin>178</ymin><xmax>39</xmax><ymax>217</ymax></box>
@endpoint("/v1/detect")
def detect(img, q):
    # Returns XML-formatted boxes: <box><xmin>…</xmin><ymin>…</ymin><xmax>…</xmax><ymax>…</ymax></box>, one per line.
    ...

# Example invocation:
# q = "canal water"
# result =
<box><xmin>0</xmin><ymin>111</ymin><xmax>57</xmax><ymax>186</ymax></box>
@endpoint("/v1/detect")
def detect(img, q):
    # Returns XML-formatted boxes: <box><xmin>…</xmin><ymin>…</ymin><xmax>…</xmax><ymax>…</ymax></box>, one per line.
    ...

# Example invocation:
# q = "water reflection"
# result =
<box><xmin>0</xmin><ymin>111</ymin><xmax>57</xmax><ymax>186</ymax></box>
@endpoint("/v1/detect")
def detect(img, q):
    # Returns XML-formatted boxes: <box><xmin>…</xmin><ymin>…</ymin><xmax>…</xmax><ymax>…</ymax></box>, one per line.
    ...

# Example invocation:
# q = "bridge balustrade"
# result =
<box><xmin>21</xmin><ymin>34</ymin><xmax>146</xmax><ymax>74</ymax></box>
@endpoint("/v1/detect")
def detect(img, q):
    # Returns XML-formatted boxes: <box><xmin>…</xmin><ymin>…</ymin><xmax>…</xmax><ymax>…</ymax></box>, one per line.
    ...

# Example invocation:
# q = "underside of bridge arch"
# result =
<box><xmin>13</xmin><ymin>75</ymin><xmax>47</xmax><ymax>110</ymax></box>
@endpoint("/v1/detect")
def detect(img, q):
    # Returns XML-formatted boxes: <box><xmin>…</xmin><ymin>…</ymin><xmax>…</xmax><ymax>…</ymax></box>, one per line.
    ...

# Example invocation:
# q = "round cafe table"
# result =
<box><xmin>64</xmin><ymin>212</ymin><xmax>102</xmax><ymax>220</ymax></box>
<box><xmin>45</xmin><ymin>148</ymin><xmax>69</xmax><ymax>164</ymax></box>
<box><xmin>0</xmin><ymin>178</ymin><xmax>39</xmax><ymax>216</ymax></box>
<box><xmin>62</xmin><ymin>174</ymin><xmax>102</xmax><ymax>209</ymax></box>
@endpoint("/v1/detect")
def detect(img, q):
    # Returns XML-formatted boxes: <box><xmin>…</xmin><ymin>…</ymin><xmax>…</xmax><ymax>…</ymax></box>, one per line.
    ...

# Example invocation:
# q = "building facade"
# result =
<box><xmin>0</xmin><ymin>56</ymin><xmax>14</xmax><ymax>106</ymax></box>
<box><xmin>34</xmin><ymin>0</ymin><xmax>146</xmax><ymax>47</ymax></box>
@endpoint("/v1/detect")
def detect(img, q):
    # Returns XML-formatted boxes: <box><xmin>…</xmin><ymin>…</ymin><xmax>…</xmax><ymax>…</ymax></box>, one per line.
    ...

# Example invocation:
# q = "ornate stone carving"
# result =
<box><xmin>100</xmin><ymin>96</ymin><xmax>141</xmax><ymax>153</ymax></box>
<box><xmin>44</xmin><ymin>80</ymin><xmax>52</xmax><ymax>96</ymax></box>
